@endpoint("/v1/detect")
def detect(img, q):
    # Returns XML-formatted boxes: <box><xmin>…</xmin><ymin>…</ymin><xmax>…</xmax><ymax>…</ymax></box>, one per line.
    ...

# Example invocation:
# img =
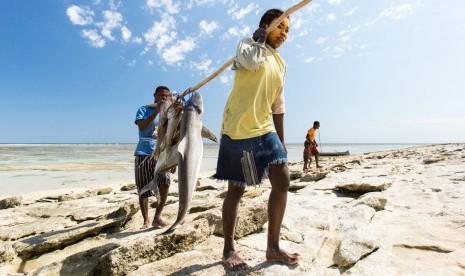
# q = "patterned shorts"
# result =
<box><xmin>135</xmin><ymin>155</ymin><xmax>170</xmax><ymax>198</ymax></box>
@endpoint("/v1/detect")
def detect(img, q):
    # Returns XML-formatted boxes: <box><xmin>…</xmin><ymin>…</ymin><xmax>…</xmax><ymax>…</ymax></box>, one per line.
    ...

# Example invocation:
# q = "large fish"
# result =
<box><xmin>164</xmin><ymin>92</ymin><xmax>204</xmax><ymax>233</ymax></box>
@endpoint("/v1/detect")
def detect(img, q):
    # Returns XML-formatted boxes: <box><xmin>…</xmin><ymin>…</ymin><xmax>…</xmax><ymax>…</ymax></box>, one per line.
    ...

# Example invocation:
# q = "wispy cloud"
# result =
<box><xmin>315</xmin><ymin>37</ymin><xmax>328</xmax><ymax>45</ymax></box>
<box><xmin>121</xmin><ymin>26</ymin><xmax>131</xmax><ymax>42</ymax></box>
<box><xmin>381</xmin><ymin>4</ymin><xmax>413</xmax><ymax>20</ymax></box>
<box><xmin>343</xmin><ymin>7</ymin><xmax>357</xmax><ymax>16</ymax></box>
<box><xmin>67</xmin><ymin>5</ymin><xmax>94</xmax><ymax>25</ymax></box>
<box><xmin>81</xmin><ymin>29</ymin><xmax>105</xmax><ymax>48</ymax></box>
<box><xmin>327</xmin><ymin>0</ymin><xmax>343</xmax><ymax>5</ymax></box>
<box><xmin>190</xmin><ymin>59</ymin><xmax>213</xmax><ymax>73</ymax></box>
<box><xmin>221</xmin><ymin>26</ymin><xmax>251</xmax><ymax>40</ymax></box>
<box><xmin>162</xmin><ymin>37</ymin><xmax>196</xmax><ymax>64</ymax></box>
<box><xmin>199</xmin><ymin>20</ymin><xmax>219</xmax><ymax>36</ymax></box>
<box><xmin>143</xmin><ymin>14</ymin><xmax>177</xmax><ymax>52</ymax></box>
<box><xmin>98</xmin><ymin>10</ymin><xmax>123</xmax><ymax>41</ymax></box>
<box><xmin>146</xmin><ymin>0</ymin><xmax>180</xmax><ymax>14</ymax></box>
<box><xmin>228</xmin><ymin>3</ymin><xmax>257</xmax><ymax>21</ymax></box>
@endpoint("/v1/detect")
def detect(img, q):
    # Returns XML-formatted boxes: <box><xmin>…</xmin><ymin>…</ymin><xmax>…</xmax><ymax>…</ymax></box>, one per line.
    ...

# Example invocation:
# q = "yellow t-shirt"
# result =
<box><xmin>221</xmin><ymin>38</ymin><xmax>286</xmax><ymax>139</ymax></box>
<box><xmin>307</xmin><ymin>128</ymin><xmax>317</xmax><ymax>142</ymax></box>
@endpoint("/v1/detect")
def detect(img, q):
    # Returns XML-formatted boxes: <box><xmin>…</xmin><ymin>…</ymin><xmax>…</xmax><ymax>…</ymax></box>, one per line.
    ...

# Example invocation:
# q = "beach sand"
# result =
<box><xmin>1</xmin><ymin>143</ymin><xmax>464</xmax><ymax>275</ymax></box>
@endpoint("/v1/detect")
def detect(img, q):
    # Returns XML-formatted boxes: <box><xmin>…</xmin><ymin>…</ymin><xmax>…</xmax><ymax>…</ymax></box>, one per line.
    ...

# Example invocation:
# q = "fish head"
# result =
<box><xmin>185</xmin><ymin>92</ymin><xmax>203</xmax><ymax>115</ymax></box>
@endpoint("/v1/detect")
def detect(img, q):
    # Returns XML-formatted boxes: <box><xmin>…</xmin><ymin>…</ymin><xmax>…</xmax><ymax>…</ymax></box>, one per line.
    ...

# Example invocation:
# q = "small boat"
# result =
<box><xmin>319</xmin><ymin>150</ymin><xmax>350</xmax><ymax>156</ymax></box>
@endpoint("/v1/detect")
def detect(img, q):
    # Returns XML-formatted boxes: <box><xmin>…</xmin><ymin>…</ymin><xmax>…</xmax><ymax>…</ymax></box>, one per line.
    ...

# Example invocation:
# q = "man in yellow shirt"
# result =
<box><xmin>215</xmin><ymin>8</ymin><xmax>301</xmax><ymax>270</ymax></box>
<box><xmin>303</xmin><ymin>121</ymin><xmax>321</xmax><ymax>170</ymax></box>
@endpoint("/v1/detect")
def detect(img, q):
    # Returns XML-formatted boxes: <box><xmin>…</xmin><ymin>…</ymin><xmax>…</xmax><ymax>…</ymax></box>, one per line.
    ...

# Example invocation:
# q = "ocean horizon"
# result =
<box><xmin>0</xmin><ymin>143</ymin><xmax>427</xmax><ymax>197</ymax></box>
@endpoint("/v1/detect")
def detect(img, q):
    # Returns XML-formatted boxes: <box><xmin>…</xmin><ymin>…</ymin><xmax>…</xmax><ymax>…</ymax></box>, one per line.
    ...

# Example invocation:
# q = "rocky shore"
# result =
<box><xmin>1</xmin><ymin>143</ymin><xmax>464</xmax><ymax>275</ymax></box>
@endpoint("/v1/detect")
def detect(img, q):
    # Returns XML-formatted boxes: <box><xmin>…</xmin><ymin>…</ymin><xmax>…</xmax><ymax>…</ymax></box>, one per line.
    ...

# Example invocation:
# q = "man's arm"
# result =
<box><xmin>273</xmin><ymin>113</ymin><xmax>287</xmax><ymax>152</ymax></box>
<box><xmin>137</xmin><ymin>103</ymin><xmax>161</xmax><ymax>131</ymax></box>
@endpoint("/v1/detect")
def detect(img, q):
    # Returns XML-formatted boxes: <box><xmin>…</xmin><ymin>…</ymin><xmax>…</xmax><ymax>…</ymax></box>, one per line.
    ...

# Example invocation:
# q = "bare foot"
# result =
<box><xmin>152</xmin><ymin>217</ymin><xmax>168</xmax><ymax>228</ymax></box>
<box><xmin>266</xmin><ymin>248</ymin><xmax>301</xmax><ymax>265</ymax></box>
<box><xmin>141</xmin><ymin>220</ymin><xmax>151</xmax><ymax>230</ymax></box>
<box><xmin>223</xmin><ymin>250</ymin><xmax>248</xmax><ymax>270</ymax></box>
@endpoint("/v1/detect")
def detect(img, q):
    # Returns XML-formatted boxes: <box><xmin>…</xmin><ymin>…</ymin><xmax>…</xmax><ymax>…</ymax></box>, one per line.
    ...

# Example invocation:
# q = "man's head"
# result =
<box><xmin>153</xmin><ymin>86</ymin><xmax>171</xmax><ymax>103</ymax></box>
<box><xmin>259</xmin><ymin>9</ymin><xmax>289</xmax><ymax>49</ymax></box>
<box><xmin>313</xmin><ymin>121</ymin><xmax>320</xmax><ymax>129</ymax></box>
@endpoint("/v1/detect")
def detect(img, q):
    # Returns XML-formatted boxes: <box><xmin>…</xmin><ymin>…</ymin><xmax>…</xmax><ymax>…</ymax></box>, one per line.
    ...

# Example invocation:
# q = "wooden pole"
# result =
<box><xmin>179</xmin><ymin>0</ymin><xmax>312</xmax><ymax>99</ymax></box>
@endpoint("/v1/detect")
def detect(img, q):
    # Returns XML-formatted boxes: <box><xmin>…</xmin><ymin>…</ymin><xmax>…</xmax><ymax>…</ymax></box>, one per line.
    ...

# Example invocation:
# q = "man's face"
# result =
<box><xmin>155</xmin><ymin>89</ymin><xmax>171</xmax><ymax>103</ymax></box>
<box><xmin>267</xmin><ymin>18</ymin><xmax>289</xmax><ymax>49</ymax></box>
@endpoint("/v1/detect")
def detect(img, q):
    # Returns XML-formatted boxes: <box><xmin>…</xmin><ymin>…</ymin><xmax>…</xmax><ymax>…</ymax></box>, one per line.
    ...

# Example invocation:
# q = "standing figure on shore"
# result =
<box><xmin>134</xmin><ymin>86</ymin><xmax>172</xmax><ymax>229</ymax></box>
<box><xmin>303</xmin><ymin>121</ymin><xmax>321</xmax><ymax>170</ymax></box>
<box><xmin>214</xmin><ymin>9</ymin><xmax>301</xmax><ymax>270</ymax></box>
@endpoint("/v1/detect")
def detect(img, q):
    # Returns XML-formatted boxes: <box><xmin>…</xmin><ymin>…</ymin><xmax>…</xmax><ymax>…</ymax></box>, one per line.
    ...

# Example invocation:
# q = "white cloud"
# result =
<box><xmin>147</xmin><ymin>0</ymin><xmax>180</xmax><ymax>14</ymax></box>
<box><xmin>328</xmin><ymin>0</ymin><xmax>343</xmax><ymax>5</ymax></box>
<box><xmin>67</xmin><ymin>5</ymin><xmax>94</xmax><ymax>25</ymax></box>
<box><xmin>199</xmin><ymin>20</ymin><xmax>219</xmax><ymax>36</ymax></box>
<box><xmin>343</xmin><ymin>7</ymin><xmax>357</xmax><ymax>16</ymax></box>
<box><xmin>144</xmin><ymin>14</ymin><xmax>177</xmax><ymax>51</ymax></box>
<box><xmin>338</xmin><ymin>26</ymin><xmax>359</xmax><ymax>42</ymax></box>
<box><xmin>228</xmin><ymin>3</ymin><xmax>257</xmax><ymax>21</ymax></box>
<box><xmin>381</xmin><ymin>4</ymin><xmax>413</xmax><ymax>20</ymax></box>
<box><xmin>190</xmin><ymin>59</ymin><xmax>212</xmax><ymax>72</ymax></box>
<box><xmin>121</xmin><ymin>26</ymin><xmax>131</xmax><ymax>42</ymax></box>
<box><xmin>327</xmin><ymin>13</ymin><xmax>336</xmax><ymax>23</ymax></box>
<box><xmin>187</xmin><ymin>0</ymin><xmax>227</xmax><ymax>8</ymax></box>
<box><xmin>318</xmin><ymin>13</ymin><xmax>336</xmax><ymax>25</ymax></box>
<box><xmin>133</xmin><ymin>37</ymin><xmax>143</xmax><ymax>44</ymax></box>
<box><xmin>315</xmin><ymin>37</ymin><xmax>328</xmax><ymax>45</ymax></box>
<box><xmin>98</xmin><ymin>10</ymin><xmax>123</xmax><ymax>40</ymax></box>
<box><xmin>161</xmin><ymin>37</ymin><xmax>196</xmax><ymax>64</ymax></box>
<box><xmin>304</xmin><ymin>56</ymin><xmax>315</xmax><ymax>63</ymax></box>
<box><xmin>219</xmin><ymin>75</ymin><xmax>229</xmax><ymax>85</ymax></box>
<box><xmin>221</xmin><ymin>26</ymin><xmax>251</xmax><ymax>40</ymax></box>
<box><xmin>81</xmin><ymin>29</ymin><xmax>105</xmax><ymax>48</ymax></box>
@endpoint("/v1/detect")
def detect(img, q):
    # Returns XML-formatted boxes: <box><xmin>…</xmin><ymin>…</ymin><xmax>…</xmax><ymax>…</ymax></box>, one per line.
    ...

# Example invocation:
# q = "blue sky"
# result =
<box><xmin>1</xmin><ymin>0</ymin><xmax>464</xmax><ymax>144</ymax></box>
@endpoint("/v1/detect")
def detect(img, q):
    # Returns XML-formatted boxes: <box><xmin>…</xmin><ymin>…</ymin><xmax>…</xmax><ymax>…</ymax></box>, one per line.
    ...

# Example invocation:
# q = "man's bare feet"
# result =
<box><xmin>152</xmin><ymin>217</ymin><xmax>168</xmax><ymax>228</ymax></box>
<box><xmin>141</xmin><ymin>220</ymin><xmax>151</xmax><ymax>230</ymax></box>
<box><xmin>223</xmin><ymin>250</ymin><xmax>248</xmax><ymax>270</ymax></box>
<box><xmin>266</xmin><ymin>248</ymin><xmax>301</xmax><ymax>265</ymax></box>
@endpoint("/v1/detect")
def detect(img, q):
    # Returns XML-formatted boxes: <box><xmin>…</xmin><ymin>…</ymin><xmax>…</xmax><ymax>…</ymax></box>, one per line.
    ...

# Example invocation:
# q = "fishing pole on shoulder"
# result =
<box><xmin>177</xmin><ymin>0</ymin><xmax>313</xmax><ymax>100</ymax></box>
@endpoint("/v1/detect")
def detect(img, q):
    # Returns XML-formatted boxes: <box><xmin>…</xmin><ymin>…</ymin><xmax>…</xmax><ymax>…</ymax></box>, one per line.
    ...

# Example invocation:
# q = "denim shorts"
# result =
<box><xmin>214</xmin><ymin>132</ymin><xmax>287</xmax><ymax>186</ymax></box>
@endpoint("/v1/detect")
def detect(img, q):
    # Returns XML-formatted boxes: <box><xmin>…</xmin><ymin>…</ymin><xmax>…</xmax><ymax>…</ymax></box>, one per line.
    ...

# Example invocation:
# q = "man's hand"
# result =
<box><xmin>252</xmin><ymin>25</ymin><xmax>268</xmax><ymax>43</ymax></box>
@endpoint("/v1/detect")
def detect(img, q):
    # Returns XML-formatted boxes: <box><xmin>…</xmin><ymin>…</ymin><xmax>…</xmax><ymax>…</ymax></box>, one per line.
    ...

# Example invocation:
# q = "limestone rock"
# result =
<box><xmin>336</xmin><ymin>178</ymin><xmax>392</xmax><ymax>193</ymax></box>
<box><xmin>94</xmin><ymin>219</ymin><xmax>211</xmax><ymax>276</ymax></box>
<box><xmin>356</xmin><ymin>193</ymin><xmax>388</xmax><ymax>211</ymax></box>
<box><xmin>333</xmin><ymin>238</ymin><xmax>379</xmax><ymax>268</ymax></box>
<box><xmin>195</xmin><ymin>202</ymin><xmax>267</xmax><ymax>239</ymax></box>
<box><xmin>300</xmin><ymin>171</ymin><xmax>328</xmax><ymax>182</ymax></box>
<box><xmin>289</xmin><ymin>170</ymin><xmax>302</xmax><ymax>180</ymax></box>
<box><xmin>0</xmin><ymin>241</ymin><xmax>15</xmax><ymax>263</ymax></box>
<box><xmin>0</xmin><ymin>196</ymin><xmax>22</xmax><ymax>209</ymax></box>
<box><xmin>120</xmin><ymin>183</ymin><xmax>136</xmax><ymax>191</ymax></box>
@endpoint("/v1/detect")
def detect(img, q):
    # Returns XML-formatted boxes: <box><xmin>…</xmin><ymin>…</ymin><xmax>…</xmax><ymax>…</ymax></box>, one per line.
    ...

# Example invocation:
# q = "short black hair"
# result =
<box><xmin>154</xmin><ymin>86</ymin><xmax>170</xmax><ymax>97</ymax></box>
<box><xmin>259</xmin><ymin>9</ymin><xmax>286</xmax><ymax>28</ymax></box>
<box><xmin>313</xmin><ymin>121</ymin><xmax>320</xmax><ymax>127</ymax></box>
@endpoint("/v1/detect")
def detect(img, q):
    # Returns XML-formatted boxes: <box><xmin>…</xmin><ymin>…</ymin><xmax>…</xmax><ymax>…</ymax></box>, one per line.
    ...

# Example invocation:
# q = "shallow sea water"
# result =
<box><xmin>0</xmin><ymin>143</ymin><xmax>421</xmax><ymax>197</ymax></box>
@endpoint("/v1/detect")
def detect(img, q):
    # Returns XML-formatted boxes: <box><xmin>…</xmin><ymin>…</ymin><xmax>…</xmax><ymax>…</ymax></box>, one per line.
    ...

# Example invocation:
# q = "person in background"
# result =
<box><xmin>303</xmin><ymin>121</ymin><xmax>321</xmax><ymax>170</ymax></box>
<box><xmin>214</xmin><ymin>8</ymin><xmax>301</xmax><ymax>270</ymax></box>
<box><xmin>134</xmin><ymin>86</ymin><xmax>172</xmax><ymax>229</ymax></box>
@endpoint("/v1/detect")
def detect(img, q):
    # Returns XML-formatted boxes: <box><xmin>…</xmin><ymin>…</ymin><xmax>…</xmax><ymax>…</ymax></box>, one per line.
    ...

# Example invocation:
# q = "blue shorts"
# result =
<box><xmin>214</xmin><ymin>132</ymin><xmax>287</xmax><ymax>186</ymax></box>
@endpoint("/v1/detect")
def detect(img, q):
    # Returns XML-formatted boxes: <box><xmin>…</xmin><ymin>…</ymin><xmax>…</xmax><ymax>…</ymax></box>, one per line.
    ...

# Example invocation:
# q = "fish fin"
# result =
<box><xmin>138</xmin><ymin>178</ymin><xmax>158</xmax><ymax>196</ymax></box>
<box><xmin>177</xmin><ymin>136</ymin><xmax>187</xmax><ymax>160</ymax></box>
<box><xmin>201</xmin><ymin>125</ymin><xmax>218</xmax><ymax>143</ymax></box>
